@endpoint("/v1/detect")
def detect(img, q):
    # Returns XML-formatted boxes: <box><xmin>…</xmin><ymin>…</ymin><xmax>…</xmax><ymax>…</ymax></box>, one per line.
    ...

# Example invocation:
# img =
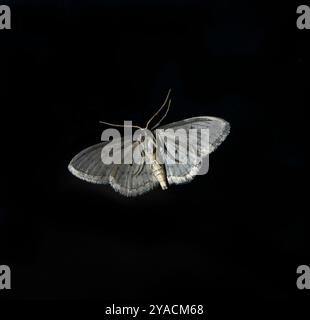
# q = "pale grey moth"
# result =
<box><xmin>68</xmin><ymin>90</ymin><xmax>230</xmax><ymax>197</ymax></box>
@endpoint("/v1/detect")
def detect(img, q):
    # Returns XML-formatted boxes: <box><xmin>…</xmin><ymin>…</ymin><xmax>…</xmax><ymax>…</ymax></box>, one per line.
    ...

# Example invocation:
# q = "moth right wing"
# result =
<box><xmin>156</xmin><ymin>116</ymin><xmax>230</xmax><ymax>156</ymax></box>
<box><xmin>155</xmin><ymin>130</ymin><xmax>202</xmax><ymax>185</ymax></box>
<box><xmin>155</xmin><ymin>116</ymin><xmax>230</xmax><ymax>185</ymax></box>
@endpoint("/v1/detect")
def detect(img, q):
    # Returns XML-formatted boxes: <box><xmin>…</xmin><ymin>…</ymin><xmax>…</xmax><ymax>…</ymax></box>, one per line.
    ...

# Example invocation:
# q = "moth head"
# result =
<box><xmin>134</xmin><ymin>129</ymin><xmax>155</xmax><ymax>154</ymax></box>
<box><xmin>135</xmin><ymin>128</ymin><xmax>153</xmax><ymax>143</ymax></box>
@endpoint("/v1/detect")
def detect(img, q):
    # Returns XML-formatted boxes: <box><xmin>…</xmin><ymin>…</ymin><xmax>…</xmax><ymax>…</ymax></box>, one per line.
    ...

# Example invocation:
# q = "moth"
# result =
<box><xmin>68</xmin><ymin>90</ymin><xmax>230</xmax><ymax>196</ymax></box>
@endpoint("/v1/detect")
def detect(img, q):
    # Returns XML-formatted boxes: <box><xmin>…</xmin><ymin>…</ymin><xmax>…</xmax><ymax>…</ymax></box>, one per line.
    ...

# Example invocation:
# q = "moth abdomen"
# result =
<box><xmin>151</xmin><ymin>159</ymin><xmax>168</xmax><ymax>190</ymax></box>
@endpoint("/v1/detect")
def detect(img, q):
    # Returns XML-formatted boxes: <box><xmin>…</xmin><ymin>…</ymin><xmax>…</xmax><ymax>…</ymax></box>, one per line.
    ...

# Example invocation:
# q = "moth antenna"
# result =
<box><xmin>99</xmin><ymin>120</ymin><xmax>142</xmax><ymax>129</ymax></box>
<box><xmin>151</xmin><ymin>99</ymin><xmax>171</xmax><ymax>130</ymax></box>
<box><xmin>145</xmin><ymin>88</ymin><xmax>171</xmax><ymax>129</ymax></box>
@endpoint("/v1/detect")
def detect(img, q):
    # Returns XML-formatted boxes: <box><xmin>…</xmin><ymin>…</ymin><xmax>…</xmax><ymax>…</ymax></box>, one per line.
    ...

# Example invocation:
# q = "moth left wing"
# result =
<box><xmin>109</xmin><ymin>141</ymin><xmax>159</xmax><ymax>197</ymax></box>
<box><xmin>68</xmin><ymin>135</ymin><xmax>131</xmax><ymax>184</ymax></box>
<box><xmin>69</xmin><ymin>136</ymin><xmax>159</xmax><ymax>196</ymax></box>
<box><xmin>68</xmin><ymin>141</ymin><xmax>114</xmax><ymax>184</ymax></box>
<box><xmin>109</xmin><ymin>161</ymin><xmax>159</xmax><ymax>197</ymax></box>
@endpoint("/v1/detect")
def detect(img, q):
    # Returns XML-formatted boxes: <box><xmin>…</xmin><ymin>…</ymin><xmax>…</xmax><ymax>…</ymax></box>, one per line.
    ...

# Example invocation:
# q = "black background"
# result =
<box><xmin>0</xmin><ymin>0</ymin><xmax>308</xmax><ymax>315</ymax></box>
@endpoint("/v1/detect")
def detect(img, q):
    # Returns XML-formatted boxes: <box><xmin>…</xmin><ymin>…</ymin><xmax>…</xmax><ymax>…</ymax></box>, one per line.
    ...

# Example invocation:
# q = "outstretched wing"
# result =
<box><xmin>68</xmin><ymin>138</ymin><xmax>159</xmax><ymax>196</ymax></box>
<box><xmin>155</xmin><ymin>116</ymin><xmax>230</xmax><ymax>185</ymax></box>
<box><xmin>68</xmin><ymin>141</ymin><xmax>113</xmax><ymax>184</ymax></box>
<box><xmin>109</xmin><ymin>136</ymin><xmax>160</xmax><ymax>196</ymax></box>
<box><xmin>109</xmin><ymin>162</ymin><xmax>159</xmax><ymax>197</ymax></box>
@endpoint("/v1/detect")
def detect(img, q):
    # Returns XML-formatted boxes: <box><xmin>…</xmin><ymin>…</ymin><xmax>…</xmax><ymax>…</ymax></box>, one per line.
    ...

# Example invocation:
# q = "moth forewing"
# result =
<box><xmin>189</xmin><ymin>127</ymin><xmax>210</xmax><ymax>176</ymax></box>
<box><xmin>155</xmin><ymin>128</ymin><xmax>190</xmax><ymax>166</ymax></box>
